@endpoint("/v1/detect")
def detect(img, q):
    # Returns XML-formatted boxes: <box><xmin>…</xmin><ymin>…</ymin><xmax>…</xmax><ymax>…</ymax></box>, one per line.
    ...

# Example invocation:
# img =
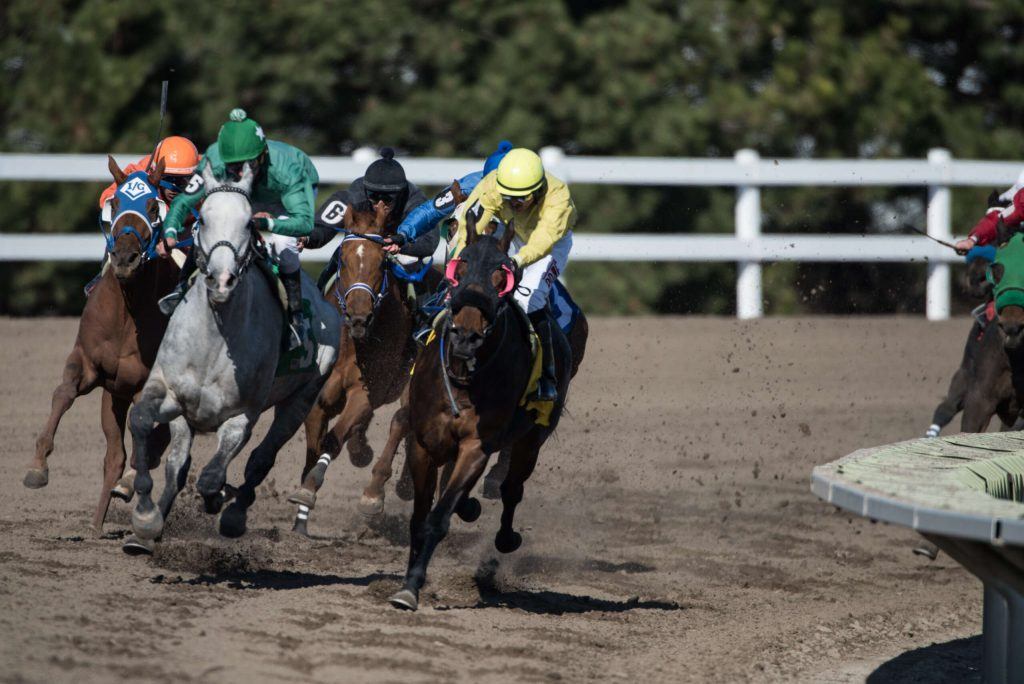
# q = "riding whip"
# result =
<box><xmin>904</xmin><ymin>224</ymin><xmax>960</xmax><ymax>252</ymax></box>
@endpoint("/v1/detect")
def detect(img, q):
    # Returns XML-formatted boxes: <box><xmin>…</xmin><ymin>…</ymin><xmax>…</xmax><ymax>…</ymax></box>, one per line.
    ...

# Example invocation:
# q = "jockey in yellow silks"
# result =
<box><xmin>451</xmin><ymin>148</ymin><xmax>576</xmax><ymax>402</ymax></box>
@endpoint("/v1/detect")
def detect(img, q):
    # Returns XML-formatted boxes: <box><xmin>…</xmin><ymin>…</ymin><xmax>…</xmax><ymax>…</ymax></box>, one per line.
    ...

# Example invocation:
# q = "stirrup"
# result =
<box><xmin>287</xmin><ymin>318</ymin><xmax>305</xmax><ymax>350</ymax></box>
<box><xmin>158</xmin><ymin>289</ymin><xmax>185</xmax><ymax>316</ymax></box>
<box><xmin>536</xmin><ymin>381</ymin><xmax>557</xmax><ymax>403</ymax></box>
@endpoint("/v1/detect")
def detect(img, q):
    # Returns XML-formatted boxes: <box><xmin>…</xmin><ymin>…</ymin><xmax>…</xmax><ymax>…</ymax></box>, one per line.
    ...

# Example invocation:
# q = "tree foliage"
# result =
<box><xmin>3</xmin><ymin>1</ymin><xmax>1024</xmax><ymax>315</ymax></box>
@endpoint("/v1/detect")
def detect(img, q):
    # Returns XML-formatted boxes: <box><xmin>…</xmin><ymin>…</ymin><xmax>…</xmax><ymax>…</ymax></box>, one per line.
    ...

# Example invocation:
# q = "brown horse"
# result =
<box><xmin>287</xmin><ymin>200</ymin><xmax>440</xmax><ymax>534</ymax></box>
<box><xmin>388</xmin><ymin>215</ymin><xmax>575</xmax><ymax>611</ymax></box>
<box><xmin>24</xmin><ymin>157</ymin><xmax>178</xmax><ymax>533</ymax></box>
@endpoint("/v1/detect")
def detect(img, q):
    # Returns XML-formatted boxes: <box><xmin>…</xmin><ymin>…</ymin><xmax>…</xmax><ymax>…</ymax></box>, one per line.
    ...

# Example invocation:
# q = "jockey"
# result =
<box><xmin>85</xmin><ymin>136</ymin><xmax>200</xmax><ymax>295</ymax></box>
<box><xmin>452</xmin><ymin>147</ymin><xmax>576</xmax><ymax>403</ymax></box>
<box><xmin>305</xmin><ymin>148</ymin><xmax>428</xmax><ymax>291</ymax></box>
<box><xmin>388</xmin><ymin>140</ymin><xmax>514</xmax><ymax>248</ymax></box>
<box><xmin>955</xmin><ymin>169</ymin><xmax>1024</xmax><ymax>252</ymax></box>
<box><xmin>159</xmin><ymin>108</ymin><xmax>320</xmax><ymax>350</ymax></box>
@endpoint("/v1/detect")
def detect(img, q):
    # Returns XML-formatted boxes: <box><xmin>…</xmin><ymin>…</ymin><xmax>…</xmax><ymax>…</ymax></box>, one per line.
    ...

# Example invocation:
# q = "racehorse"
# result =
<box><xmin>123</xmin><ymin>162</ymin><xmax>340</xmax><ymax>553</ymax></box>
<box><xmin>287</xmin><ymin>200</ymin><xmax>441</xmax><ymax>534</ymax></box>
<box><xmin>24</xmin><ymin>157</ymin><xmax>178</xmax><ymax>533</ymax></box>
<box><xmin>926</xmin><ymin>247</ymin><xmax>1020</xmax><ymax>436</ymax></box>
<box><xmin>388</xmin><ymin>214</ymin><xmax>574</xmax><ymax>611</ymax></box>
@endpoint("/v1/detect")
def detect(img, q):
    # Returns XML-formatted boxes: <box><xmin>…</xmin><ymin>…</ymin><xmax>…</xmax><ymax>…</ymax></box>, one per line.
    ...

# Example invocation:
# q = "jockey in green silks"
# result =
<box><xmin>159</xmin><ymin>108</ymin><xmax>319</xmax><ymax>349</ymax></box>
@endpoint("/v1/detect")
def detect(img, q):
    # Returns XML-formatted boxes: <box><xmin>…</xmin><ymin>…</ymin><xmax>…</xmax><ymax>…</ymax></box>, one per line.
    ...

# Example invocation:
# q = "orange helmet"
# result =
<box><xmin>152</xmin><ymin>136</ymin><xmax>200</xmax><ymax>175</ymax></box>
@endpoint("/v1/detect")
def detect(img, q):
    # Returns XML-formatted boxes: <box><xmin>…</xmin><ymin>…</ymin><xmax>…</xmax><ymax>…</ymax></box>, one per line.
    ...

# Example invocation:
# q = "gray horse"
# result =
<box><xmin>124</xmin><ymin>163</ymin><xmax>340</xmax><ymax>552</ymax></box>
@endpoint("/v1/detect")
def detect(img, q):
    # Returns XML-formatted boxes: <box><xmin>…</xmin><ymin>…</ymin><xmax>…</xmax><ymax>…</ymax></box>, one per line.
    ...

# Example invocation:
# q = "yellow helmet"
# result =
<box><xmin>495</xmin><ymin>148</ymin><xmax>545</xmax><ymax>197</ymax></box>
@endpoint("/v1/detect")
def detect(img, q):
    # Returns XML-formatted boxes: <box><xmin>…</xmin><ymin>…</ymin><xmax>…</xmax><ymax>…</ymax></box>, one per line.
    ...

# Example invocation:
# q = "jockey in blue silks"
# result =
<box><xmin>391</xmin><ymin>140</ymin><xmax>513</xmax><ymax>247</ymax></box>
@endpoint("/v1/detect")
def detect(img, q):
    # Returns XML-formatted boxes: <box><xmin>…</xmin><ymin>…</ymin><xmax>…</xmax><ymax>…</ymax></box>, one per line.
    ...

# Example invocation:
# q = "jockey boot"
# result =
<box><xmin>281</xmin><ymin>269</ymin><xmax>307</xmax><ymax>350</ymax></box>
<box><xmin>158</xmin><ymin>248</ymin><xmax>197</xmax><ymax>316</ymax></box>
<box><xmin>527</xmin><ymin>309</ymin><xmax>558</xmax><ymax>403</ymax></box>
<box><xmin>316</xmin><ymin>247</ymin><xmax>340</xmax><ymax>294</ymax></box>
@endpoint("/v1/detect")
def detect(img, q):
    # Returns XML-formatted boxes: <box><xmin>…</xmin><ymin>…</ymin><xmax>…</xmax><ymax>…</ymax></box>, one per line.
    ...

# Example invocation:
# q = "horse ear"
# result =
<box><xmin>498</xmin><ymin>217</ymin><xmax>515</xmax><ymax>253</ymax></box>
<box><xmin>108</xmin><ymin>155</ymin><xmax>128</xmax><ymax>186</ymax></box>
<box><xmin>374</xmin><ymin>201</ymin><xmax>389</xmax><ymax>231</ymax></box>
<box><xmin>201</xmin><ymin>163</ymin><xmax>218</xmax><ymax>190</ymax></box>
<box><xmin>343</xmin><ymin>202</ymin><xmax>355</xmax><ymax>230</ymax></box>
<box><xmin>465</xmin><ymin>206</ymin><xmax>478</xmax><ymax>245</ymax></box>
<box><xmin>997</xmin><ymin>216</ymin><xmax>1013</xmax><ymax>247</ymax></box>
<box><xmin>148</xmin><ymin>157</ymin><xmax>165</xmax><ymax>190</ymax></box>
<box><xmin>988</xmin><ymin>189</ymin><xmax>1003</xmax><ymax>208</ymax></box>
<box><xmin>451</xmin><ymin>178</ymin><xmax>466</xmax><ymax>205</ymax></box>
<box><xmin>236</xmin><ymin>161</ymin><xmax>255</xmax><ymax>190</ymax></box>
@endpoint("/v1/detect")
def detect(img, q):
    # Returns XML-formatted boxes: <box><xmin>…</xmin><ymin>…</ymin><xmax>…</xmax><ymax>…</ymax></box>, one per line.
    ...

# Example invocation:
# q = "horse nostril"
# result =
<box><xmin>226</xmin><ymin>274</ymin><xmax>237</xmax><ymax>288</ymax></box>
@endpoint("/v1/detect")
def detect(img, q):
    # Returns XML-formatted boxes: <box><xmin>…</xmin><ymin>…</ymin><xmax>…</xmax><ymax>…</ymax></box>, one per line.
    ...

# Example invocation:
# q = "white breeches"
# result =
<box><xmin>508</xmin><ymin>231</ymin><xmax>573</xmax><ymax>314</ymax></box>
<box><xmin>266</xmin><ymin>233</ymin><xmax>300</xmax><ymax>274</ymax></box>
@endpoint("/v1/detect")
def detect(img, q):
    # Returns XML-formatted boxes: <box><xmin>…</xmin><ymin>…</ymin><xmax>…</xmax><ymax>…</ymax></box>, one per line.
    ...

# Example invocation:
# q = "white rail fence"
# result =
<box><xmin>2</xmin><ymin>148</ymin><xmax>1021</xmax><ymax>320</ymax></box>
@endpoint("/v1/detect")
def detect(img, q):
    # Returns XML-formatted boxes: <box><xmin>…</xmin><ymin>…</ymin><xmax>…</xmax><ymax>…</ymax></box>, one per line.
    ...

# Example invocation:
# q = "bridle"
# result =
<box><xmin>334</xmin><ymin>229</ymin><xmax>434</xmax><ymax>316</ymax></box>
<box><xmin>102</xmin><ymin>172</ymin><xmax>164</xmax><ymax>262</ymax></box>
<box><xmin>193</xmin><ymin>185</ymin><xmax>255</xmax><ymax>277</ymax></box>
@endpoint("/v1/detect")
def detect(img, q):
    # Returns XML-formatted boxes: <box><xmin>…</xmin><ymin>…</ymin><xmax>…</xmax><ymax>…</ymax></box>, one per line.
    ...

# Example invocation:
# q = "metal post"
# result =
<box><xmin>927</xmin><ymin>148</ymin><xmax>952</xmax><ymax>321</ymax></box>
<box><xmin>735</xmin><ymin>149</ymin><xmax>763</xmax><ymax>319</ymax></box>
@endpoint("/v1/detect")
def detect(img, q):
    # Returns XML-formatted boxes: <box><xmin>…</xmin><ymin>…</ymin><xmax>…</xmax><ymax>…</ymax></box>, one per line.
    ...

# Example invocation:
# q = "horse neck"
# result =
<box><xmin>464</xmin><ymin>302</ymin><xmax>525</xmax><ymax>383</ymax></box>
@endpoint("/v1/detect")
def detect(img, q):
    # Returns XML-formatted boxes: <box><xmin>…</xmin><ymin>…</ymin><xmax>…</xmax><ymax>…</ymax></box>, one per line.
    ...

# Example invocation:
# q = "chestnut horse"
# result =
<box><xmin>287</xmin><ymin>200</ymin><xmax>440</xmax><ymax>534</ymax></box>
<box><xmin>389</xmin><ymin>215</ymin><xmax>574</xmax><ymax>611</ymax></box>
<box><xmin>24</xmin><ymin>157</ymin><xmax>178</xmax><ymax>533</ymax></box>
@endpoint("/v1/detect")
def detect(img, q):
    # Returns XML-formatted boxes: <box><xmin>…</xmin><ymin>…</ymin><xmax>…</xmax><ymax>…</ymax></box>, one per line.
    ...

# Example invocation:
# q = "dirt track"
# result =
<box><xmin>0</xmin><ymin>316</ymin><xmax>986</xmax><ymax>683</ymax></box>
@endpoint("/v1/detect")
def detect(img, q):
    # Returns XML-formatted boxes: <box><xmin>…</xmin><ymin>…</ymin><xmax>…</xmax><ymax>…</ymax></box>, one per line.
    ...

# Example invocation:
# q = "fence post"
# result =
<box><xmin>735</xmin><ymin>149</ymin><xmax>763</xmax><ymax>319</ymax></box>
<box><xmin>927</xmin><ymin>148</ymin><xmax>952</xmax><ymax>321</ymax></box>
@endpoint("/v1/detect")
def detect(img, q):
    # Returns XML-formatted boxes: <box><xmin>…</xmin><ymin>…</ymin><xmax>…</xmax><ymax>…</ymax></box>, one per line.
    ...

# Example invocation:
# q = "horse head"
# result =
<box><xmin>992</xmin><ymin>223</ymin><xmax>1024</xmax><ymax>350</ymax></box>
<box><xmin>196</xmin><ymin>162</ymin><xmax>255</xmax><ymax>305</ymax></box>
<box><xmin>106</xmin><ymin>156</ymin><xmax>165</xmax><ymax>281</ymax></box>
<box><xmin>447</xmin><ymin>212</ymin><xmax>517</xmax><ymax>360</ymax></box>
<box><xmin>338</xmin><ymin>200</ymin><xmax>390</xmax><ymax>339</ymax></box>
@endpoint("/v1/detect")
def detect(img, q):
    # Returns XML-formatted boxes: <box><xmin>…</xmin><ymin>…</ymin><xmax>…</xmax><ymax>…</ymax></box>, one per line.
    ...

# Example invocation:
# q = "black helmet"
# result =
<box><xmin>363</xmin><ymin>147</ymin><xmax>407</xmax><ymax>193</ymax></box>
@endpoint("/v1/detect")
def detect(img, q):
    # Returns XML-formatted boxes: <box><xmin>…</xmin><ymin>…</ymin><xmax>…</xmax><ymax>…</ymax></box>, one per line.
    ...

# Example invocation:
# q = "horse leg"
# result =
<box><xmin>495</xmin><ymin>432</ymin><xmax>543</xmax><ymax>554</ymax></box>
<box><xmin>116</xmin><ymin>421</ymin><xmax>170</xmax><ymax>502</ymax></box>
<box><xmin>395</xmin><ymin>434</ymin><xmax>415</xmax><ymax>501</ymax></box>
<box><xmin>389</xmin><ymin>439</ymin><xmax>437</xmax><ymax>611</ymax></box>
<box><xmin>347</xmin><ymin>420</ymin><xmax>375</xmax><ymax>468</ymax></box>
<box><xmin>482</xmin><ymin>448</ymin><xmax>512</xmax><ymax>500</ymax></box>
<box><xmin>292</xmin><ymin>388</ymin><xmax>371</xmax><ymax>532</ymax></box>
<box><xmin>126</xmin><ymin>378</ymin><xmax>180</xmax><ymax>546</ymax></box>
<box><xmin>961</xmin><ymin>391</ymin><xmax>997</xmax><ymax>434</ymax></box>
<box><xmin>391</xmin><ymin>438</ymin><xmax>488</xmax><ymax>611</ymax></box>
<box><xmin>196</xmin><ymin>413</ymin><xmax>255</xmax><ymax>515</ymax></box>
<box><xmin>92</xmin><ymin>391</ymin><xmax>130</xmax><ymax>535</ymax></box>
<box><xmin>26</xmin><ymin>346</ymin><xmax>95</xmax><ymax>488</ymax></box>
<box><xmin>156</xmin><ymin>417</ymin><xmax>194</xmax><ymax>524</ymax></box>
<box><xmin>288</xmin><ymin>370</ymin><xmax>345</xmax><ymax>519</ymax></box>
<box><xmin>927</xmin><ymin>365</ymin><xmax>969</xmax><ymax>437</ymax></box>
<box><xmin>222</xmin><ymin>384</ymin><xmax>321</xmax><ymax>539</ymax></box>
<box><xmin>360</xmin><ymin>404</ymin><xmax>409</xmax><ymax>516</ymax></box>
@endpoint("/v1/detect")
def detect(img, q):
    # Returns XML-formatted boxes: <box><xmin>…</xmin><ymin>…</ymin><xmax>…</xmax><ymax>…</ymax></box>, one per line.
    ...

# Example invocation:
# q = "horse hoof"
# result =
<box><xmin>348</xmin><ymin>446</ymin><xmax>374</xmax><ymax>468</ymax></box>
<box><xmin>196</xmin><ymin>470</ymin><xmax>226</xmax><ymax>500</ymax></box>
<box><xmin>122</xmin><ymin>535</ymin><xmax>155</xmax><ymax>556</ymax></box>
<box><xmin>287</xmin><ymin>488</ymin><xmax>316</xmax><ymax>509</ymax></box>
<box><xmin>389</xmin><ymin>588</ymin><xmax>419</xmax><ymax>611</ymax></box>
<box><xmin>131</xmin><ymin>507</ymin><xmax>164</xmax><ymax>541</ymax></box>
<box><xmin>482</xmin><ymin>477</ymin><xmax>502</xmax><ymax>500</ymax></box>
<box><xmin>456</xmin><ymin>496</ymin><xmax>481</xmax><ymax>523</ymax></box>
<box><xmin>495</xmin><ymin>530</ymin><xmax>522</xmax><ymax>554</ymax></box>
<box><xmin>396</xmin><ymin>475</ymin><xmax>415</xmax><ymax>502</ymax></box>
<box><xmin>201</xmin><ymin>492</ymin><xmax>225</xmax><ymax>515</ymax></box>
<box><xmin>358</xmin><ymin>494</ymin><xmax>385</xmax><ymax>518</ymax></box>
<box><xmin>219</xmin><ymin>503</ymin><xmax>247</xmax><ymax>538</ymax></box>
<box><xmin>291</xmin><ymin>517</ymin><xmax>309</xmax><ymax>537</ymax></box>
<box><xmin>23</xmin><ymin>468</ymin><xmax>49</xmax><ymax>489</ymax></box>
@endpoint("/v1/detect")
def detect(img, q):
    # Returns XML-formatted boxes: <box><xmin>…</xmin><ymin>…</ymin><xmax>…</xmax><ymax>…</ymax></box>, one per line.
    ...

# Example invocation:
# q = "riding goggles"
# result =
<box><xmin>444</xmin><ymin>257</ymin><xmax>516</xmax><ymax>297</ymax></box>
<box><xmin>366</xmin><ymin>189</ymin><xmax>399</xmax><ymax>205</ymax></box>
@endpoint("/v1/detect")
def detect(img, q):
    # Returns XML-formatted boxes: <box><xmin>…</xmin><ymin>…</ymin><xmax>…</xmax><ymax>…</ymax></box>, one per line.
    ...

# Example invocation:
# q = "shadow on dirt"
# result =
<box><xmin>150</xmin><ymin>569</ymin><xmax>402</xmax><ymax>591</ymax></box>
<box><xmin>867</xmin><ymin>635</ymin><xmax>981</xmax><ymax>683</ymax></box>
<box><xmin>451</xmin><ymin>558</ymin><xmax>684</xmax><ymax>616</ymax></box>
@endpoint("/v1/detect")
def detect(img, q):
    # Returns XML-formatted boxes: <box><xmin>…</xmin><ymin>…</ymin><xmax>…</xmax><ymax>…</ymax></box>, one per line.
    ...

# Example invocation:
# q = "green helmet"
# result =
<box><xmin>217</xmin><ymin>108</ymin><xmax>267</xmax><ymax>163</ymax></box>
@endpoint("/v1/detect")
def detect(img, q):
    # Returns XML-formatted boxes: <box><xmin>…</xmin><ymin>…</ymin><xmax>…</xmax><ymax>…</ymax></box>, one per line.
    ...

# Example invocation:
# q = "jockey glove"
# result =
<box><xmin>252</xmin><ymin>216</ymin><xmax>275</xmax><ymax>232</ymax></box>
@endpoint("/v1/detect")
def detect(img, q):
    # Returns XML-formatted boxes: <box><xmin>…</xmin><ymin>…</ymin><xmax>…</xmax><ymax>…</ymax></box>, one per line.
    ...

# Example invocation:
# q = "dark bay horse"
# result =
<box><xmin>389</xmin><ymin>215</ymin><xmax>574</xmax><ymax>611</ymax></box>
<box><xmin>24</xmin><ymin>157</ymin><xmax>178</xmax><ymax>533</ymax></box>
<box><xmin>288</xmin><ymin>201</ymin><xmax>440</xmax><ymax>534</ymax></box>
